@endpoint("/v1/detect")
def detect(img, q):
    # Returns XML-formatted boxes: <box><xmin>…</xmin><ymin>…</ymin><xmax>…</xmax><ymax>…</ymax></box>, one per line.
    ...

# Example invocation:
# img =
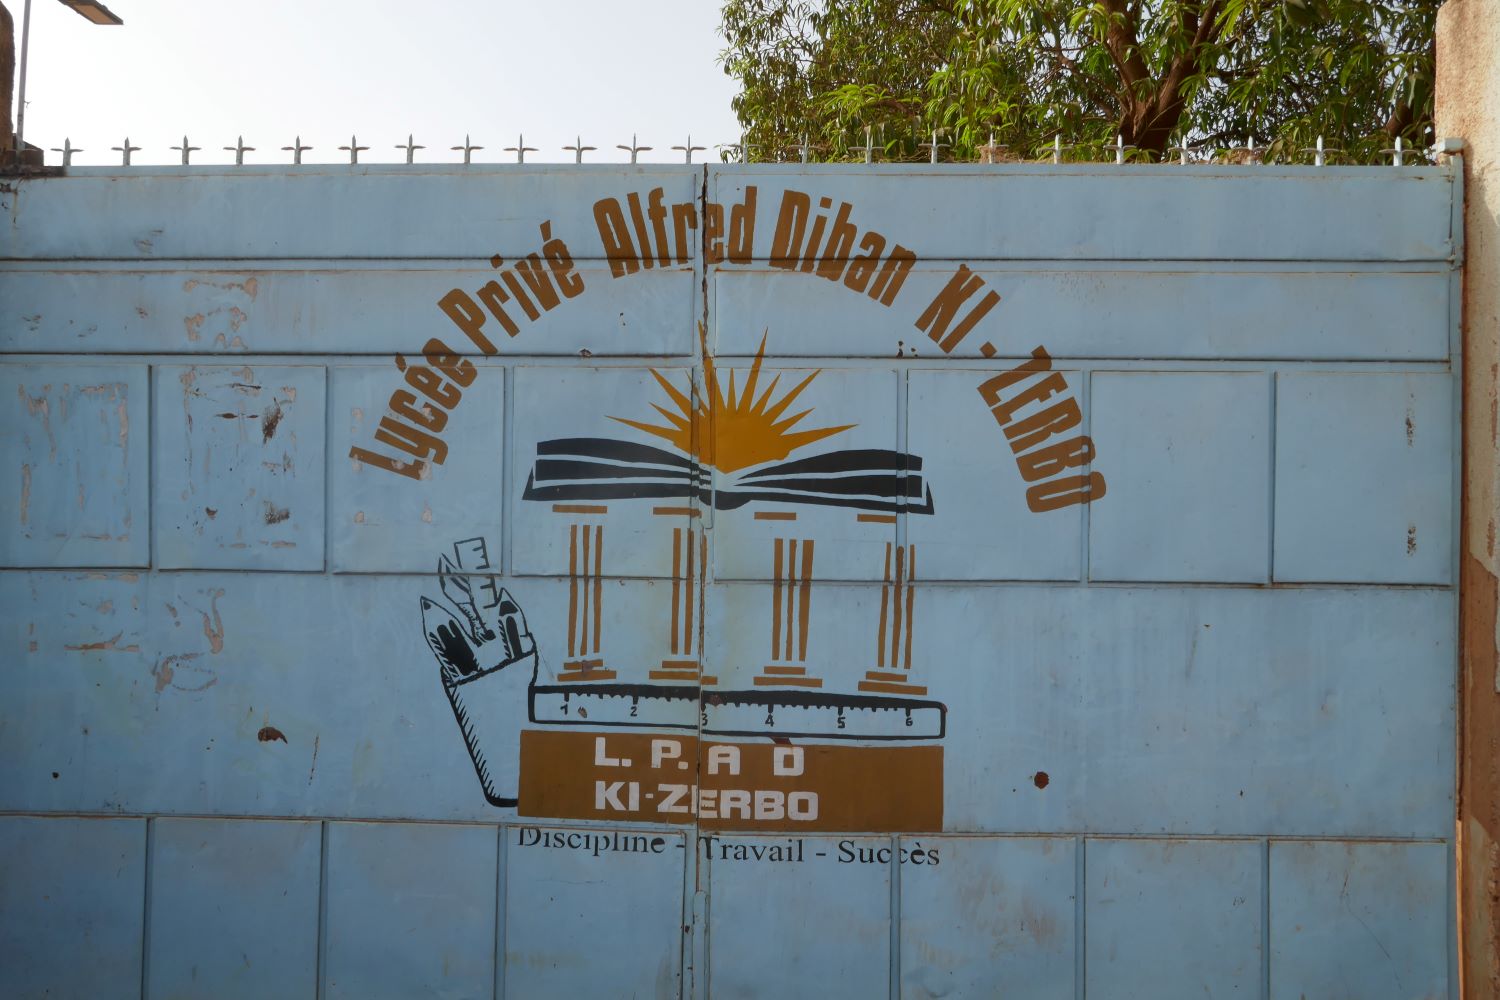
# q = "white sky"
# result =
<box><xmin>13</xmin><ymin>0</ymin><xmax>743</xmax><ymax>165</ymax></box>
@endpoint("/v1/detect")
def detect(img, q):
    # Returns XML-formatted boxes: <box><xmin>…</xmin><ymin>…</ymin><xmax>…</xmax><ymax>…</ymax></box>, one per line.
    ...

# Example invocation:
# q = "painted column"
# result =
<box><xmin>754</xmin><ymin>512</ymin><xmax>820</xmax><ymax>688</ymax></box>
<box><xmin>860</xmin><ymin>540</ymin><xmax>926</xmax><ymax>696</ymax></box>
<box><xmin>651</xmin><ymin>507</ymin><xmax>709</xmax><ymax>684</ymax></box>
<box><xmin>553</xmin><ymin>503</ymin><xmax>613</xmax><ymax>681</ymax></box>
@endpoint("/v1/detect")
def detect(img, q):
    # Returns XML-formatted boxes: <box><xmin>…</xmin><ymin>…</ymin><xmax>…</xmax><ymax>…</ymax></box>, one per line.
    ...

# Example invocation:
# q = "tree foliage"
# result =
<box><xmin>718</xmin><ymin>0</ymin><xmax>1440</xmax><ymax>162</ymax></box>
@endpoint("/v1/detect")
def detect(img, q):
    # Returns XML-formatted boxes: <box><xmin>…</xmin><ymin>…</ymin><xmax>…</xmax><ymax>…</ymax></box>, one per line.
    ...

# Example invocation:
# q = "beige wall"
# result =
<box><xmin>1438</xmin><ymin>0</ymin><xmax>1500</xmax><ymax>995</ymax></box>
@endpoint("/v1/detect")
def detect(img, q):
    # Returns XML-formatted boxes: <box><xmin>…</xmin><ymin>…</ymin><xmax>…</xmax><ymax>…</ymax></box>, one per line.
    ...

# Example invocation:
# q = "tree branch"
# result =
<box><xmin>0</xmin><ymin>1</ymin><xmax>13</xmax><ymax>154</ymax></box>
<box><xmin>1100</xmin><ymin>0</ymin><xmax>1152</xmax><ymax>91</ymax></box>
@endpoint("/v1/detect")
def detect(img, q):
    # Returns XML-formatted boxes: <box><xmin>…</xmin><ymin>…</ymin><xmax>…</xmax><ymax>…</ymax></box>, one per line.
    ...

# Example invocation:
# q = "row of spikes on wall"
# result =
<box><xmin>26</xmin><ymin>132</ymin><xmax>1451</xmax><ymax>168</ymax></box>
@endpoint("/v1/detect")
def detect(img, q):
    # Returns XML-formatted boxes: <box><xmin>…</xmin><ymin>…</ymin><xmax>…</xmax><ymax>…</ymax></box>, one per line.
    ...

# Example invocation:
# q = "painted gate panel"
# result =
<box><xmin>706</xmin><ymin>835</ymin><xmax>892</xmax><ymax>999</ymax></box>
<box><xmin>714</xmin><ymin>264</ymin><xmax>1453</xmax><ymax>361</ymax></box>
<box><xmin>1084</xmin><ymin>838</ymin><xmax>1264</xmax><ymax>998</ymax></box>
<box><xmin>145</xmin><ymin>818</ymin><xmax>322</xmax><ymax>1000</ymax></box>
<box><xmin>152</xmin><ymin>364</ymin><xmax>326</xmax><ymax>571</ymax></box>
<box><xmin>0</xmin><ymin>167</ymin><xmax>703</xmax><ymax>260</ymax></box>
<box><xmin>0</xmin><ymin>163</ymin><xmax>1460</xmax><ymax>998</ymax></box>
<box><xmin>0</xmin><ymin>264</ymin><xmax>698</xmax><ymax>356</ymax></box>
<box><xmin>331</xmin><ymin>363</ymin><xmax>506</xmax><ymax>573</ymax></box>
<box><xmin>0</xmin><ymin>816</ymin><xmax>146</xmax><ymax>1000</ymax></box>
<box><xmin>1274</xmin><ymin>372</ymin><xmax>1455</xmax><ymax>583</ymax></box>
<box><xmin>706</xmin><ymin>168</ymin><xmax>1454</xmax><ymax>261</ymax></box>
<box><xmin>1088</xmin><ymin>371</ymin><xmax>1273</xmax><ymax>583</ymax></box>
<box><xmin>503</xmin><ymin>825</ymin><xmax>686</xmax><ymax>999</ymax></box>
<box><xmin>321</xmin><ymin>822</ymin><xmax>498</xmax><ymax>999</ymax></box>
<box><xmin>1</xmin><ymin>363</ymin><xmax>150</xmax><ymax>567</ymax></box>
<box><xmin>897</xmin><ymin>836</ymin><xmax>1077</xmax><ymax>999</ymax></box>
<box><xmin>1268</xmin><ymin>841</ymin><xmax>1450</xmax><ymax>1000</ymax></box>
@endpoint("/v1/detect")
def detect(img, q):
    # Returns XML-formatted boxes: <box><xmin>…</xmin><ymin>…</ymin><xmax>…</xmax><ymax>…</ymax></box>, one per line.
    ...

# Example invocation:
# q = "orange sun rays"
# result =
<box><xmin>610</xmin><ymin>332</ymin><xmax>854</xmax><ymax>474</ymax></box>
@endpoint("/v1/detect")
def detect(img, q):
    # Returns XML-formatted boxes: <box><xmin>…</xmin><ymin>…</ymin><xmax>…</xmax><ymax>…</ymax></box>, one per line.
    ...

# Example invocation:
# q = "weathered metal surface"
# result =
<box><xmin>1274</xmin><ymin>372</ymin><xmax>1454</xmax><ymax>583</ymax></box>
<box><xmin>714</xmin><ymin>263</ymin><xmax>1453</xmax><ymax>361</ymax></box>
<box><xmin>1085</xmin><ymin>838</ymin><xmax>1264</xmax><ymax>997</ymax></box>
<box><xmin>0</xmin><ymin>816</ymin><xmax>146</xmax><ymax>999</ymax></box>
<box><xmin>897</xmin><ymin>835</ymin><xmax>1076</xmax><ymax>998</ymax></box>
<box><xmin>0</xmin><ymin>167</ymin><xmax>702</xmax><ymax>260</ymax></box>
<box><xmin>1089</xmin><ymin>372</ymin><xmax>1274</xmax><ymax>582</ymax></box>
<box><xmin>331</xmin><ymin>363</ymin><xmax>505</xmax><ymax>572</ymax></box>
<box><xmin>1</xmin><ymin>363</ymin><xmax>149</xmax><ymax>566</ymax></box>
<box><xmin>708</xmin><ymin>167</ymin><xmax>1455</xmax><ymax>261</ymax></box>
<box><xmin>0</xmin><ymin>164</ymin><xmax>1461</xmax><ymax>998</ymax></box>
<box><xmin>146</xmin><ymin>818</ymin><xmax>321</xmax><ymax>999</ymax></box>
<box><xmin>322</xmin><ymin>822</ymin><xmax>498</xmax><ymax>999</ymax></box>
<box><xmin>0</xmin><ymin>264</ymin><xmax>698</xmax><ymax>356</ymax></box>
<box><xmin>1268</xmin><ymin>840</ymin><xmax>1450</xmax><ymax>1000</ymax></box>
<box><xmin>706</xmin><ymin>835</ymin><xmax>893</xmax><ymax>998</ymax></box>
<box><xmin>503</xmin><ymin>825</ymin><xmax>686</xmax><ymax>998</ymax></box>
<box><xmin>153</xmin><ymin>364</ymin><xmax>326</xmax><ymax>571</ymax></box>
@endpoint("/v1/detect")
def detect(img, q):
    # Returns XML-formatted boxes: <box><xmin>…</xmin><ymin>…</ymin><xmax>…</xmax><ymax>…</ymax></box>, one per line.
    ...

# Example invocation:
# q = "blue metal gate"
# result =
<box><xmin>0</xmin><ymin>159</ymin><xmax>1461</xmax><ymax>998</ymax></box>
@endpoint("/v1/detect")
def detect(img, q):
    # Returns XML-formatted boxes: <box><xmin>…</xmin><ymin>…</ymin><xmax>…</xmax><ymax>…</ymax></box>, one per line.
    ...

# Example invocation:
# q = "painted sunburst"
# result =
<box><xmin>610</xmin><ymin>331</ymin><xmax>854</xmax><ymax>474</ymax></box>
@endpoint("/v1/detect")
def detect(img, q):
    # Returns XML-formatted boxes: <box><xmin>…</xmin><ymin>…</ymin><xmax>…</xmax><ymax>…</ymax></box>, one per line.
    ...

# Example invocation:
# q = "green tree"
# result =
<box><xmin>718</xmin><ymin>0</ymin><xmax>1440</xmax><ymax>162</ymax></box>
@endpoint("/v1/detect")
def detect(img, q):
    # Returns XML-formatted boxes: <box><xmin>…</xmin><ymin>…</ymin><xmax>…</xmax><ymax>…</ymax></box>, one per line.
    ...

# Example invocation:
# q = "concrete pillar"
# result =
<box><xmin>1437</xmin><ymin>0</ymin><xmax>1500</xmax><ymax>995</ymax></box>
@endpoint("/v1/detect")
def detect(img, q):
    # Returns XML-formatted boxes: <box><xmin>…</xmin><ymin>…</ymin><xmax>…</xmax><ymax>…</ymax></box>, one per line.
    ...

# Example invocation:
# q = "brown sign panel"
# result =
<box><xmin>519</xmin><ymin>729</ymin><xmax>942</xmax><ymax>832</ymax></box>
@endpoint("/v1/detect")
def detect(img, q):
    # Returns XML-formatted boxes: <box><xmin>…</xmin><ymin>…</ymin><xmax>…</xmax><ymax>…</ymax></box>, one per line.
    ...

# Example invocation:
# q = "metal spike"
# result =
<box><xmin>854</xmin><ymin>124</ymin><xmax>876</xmax><ymax>164</ymax></box>
<box><xmin>1169</xmin><ymin>135</ymin><xmax>1193</xmax><ymax>165</ymax></box>
<box><xmin>223</xmin><ymin>136</ymin><xmax>254</xmax><ymax>166</ymax></box>
<box><xmin>797</xmin><ymin>133</ymin><xmax>813</xmax><ymax>164</ymax></box>
<box><xmin>50</xmin><ymin>138</ymin><xmax>81</xmax><ymax>167</ymax></box>
<box><xmin>1038</xmin><ymin>135</ymin><xmax>1075</xmax><ymax>165</ymax></box>
<box><xmin>281</xmin><ymin>136</ymin><xmax>312</xmax><ymax>165</ymax></box>
<box><xmin>617</xmin><ymin>133</ymin><xmax>652</xmax><ymax>164</ymax></box>
<box><xmin>338</xmin><ymin>134</ymin><xmax>369</xmax><ymax>164</ymax></box>
<box><xmin>1109</xmin><ymin>133</ymin><xmax>1136</xmax><ymax>165</ymax></box>
<box><xmin>451</xmin><ymin>134</ymin><xmax>482</xmax><ymax>165</ymax></box>
<box><xmin>171</xmin><ymin>135</ymin><xmax>201</xmax><ymax>165</ymax></box>
<box><xmin>111</xmin><ymin>137</ymin><xmax>141</xmax><ymax>166</ymax></box>
<box><xmin>1300</xmin><ymin>136</ymin><xmax>1340</xmax><ymax>167</ymax></box>
<box><xmin>918</xmin><ymin>129</ymin><xmax>949</xmax><ymax>164</ymax></box>
<box><xmin>980</xmin><ymin>130</ymin><xmax>1010</xmax><ymax>165</ymax></box>
<box><xmin>1381</xmin><ymin>135</ymin><xmax>1407</xmax><ymax>167</ymax></box>
<box><xmin>396</xmin><ymin>134</ymin><xmax>424</xmax><ymax>164</ymax></box>
<box><xmin>563</xmin><ymin>135</ymin><xmax>596</xmax><ymax>164</ymax></box>
<box><xmin>503</xmin><ymin>134</ymin><xmax>538</xmax><ymax>164</ymax></box>
<box><xmin>671</xmin><ymin>135</ymin><xmax>706</xmax><ymax>164</ymax></box>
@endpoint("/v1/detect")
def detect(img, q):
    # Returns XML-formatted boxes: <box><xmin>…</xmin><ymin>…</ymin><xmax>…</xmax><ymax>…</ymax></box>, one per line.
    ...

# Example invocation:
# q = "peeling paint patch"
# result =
<box><xmin>257</xmin><ymin>725</ymin><xmax>288</xmax><ymax>744</ymax></box>
<box><xmin>17</xmin><ymin>384</ymin><xmax>57</xmax><ymax>460</ymax></box>
<box><xmin>261</xmin><ymin>401</ymin><xmax>284</xmax><ymax>443</ymax></box>
<box><xmin>152</xmin><ymin>652</ymin><xmax>216</xmax><ymax>694</ymax></box>
<box><xmin>264</xmin><ymin>502</ymin><xmax>291</xmax><ymax>525</ymax></box>
<box><xmin>64</xmin><ymin>631</ymin><xmax>140</xmax><ymax>653</ymax></box>
<box><xmin>200</xmin><ymin>589</ymin><xmax>226</xmax><ymax>653</ymax></box>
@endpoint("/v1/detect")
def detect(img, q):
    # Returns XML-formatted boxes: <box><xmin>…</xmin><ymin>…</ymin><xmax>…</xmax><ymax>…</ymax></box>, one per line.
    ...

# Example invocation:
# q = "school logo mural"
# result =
<box><xmin>351</xmin><ymin>180</ymin><xmax>1106</xmax><ymax>832</ymax></box>
<box><xmin>419</xmin><ymin>336</ymin><xmax>947</xmax><ymax>831</ymax></box>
